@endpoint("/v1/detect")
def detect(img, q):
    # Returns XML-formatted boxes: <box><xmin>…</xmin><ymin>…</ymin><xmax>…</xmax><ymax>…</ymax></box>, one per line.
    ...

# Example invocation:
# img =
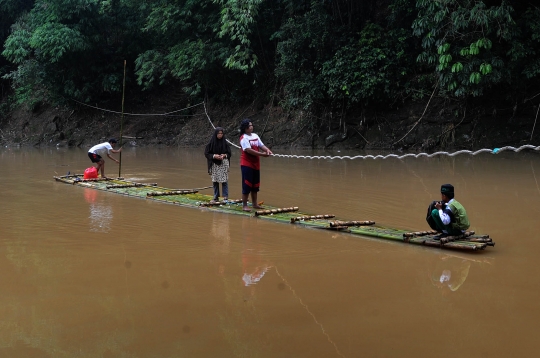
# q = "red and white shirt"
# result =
<box><xmin>240</xmin><ymin>133</ymin><xmax>265</xmax><ymax>170</ymax></box>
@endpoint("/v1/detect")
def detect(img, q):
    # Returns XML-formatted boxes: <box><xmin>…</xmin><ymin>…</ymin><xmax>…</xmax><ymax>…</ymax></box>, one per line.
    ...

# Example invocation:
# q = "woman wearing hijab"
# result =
<box><xmin>204</xmin><ymin>127</ymin><xmax>232</xmax><ymax>203</ymax></box>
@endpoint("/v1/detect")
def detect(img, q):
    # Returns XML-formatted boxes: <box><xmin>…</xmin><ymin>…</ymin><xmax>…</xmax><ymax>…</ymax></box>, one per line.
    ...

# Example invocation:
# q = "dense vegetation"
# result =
<box><xmin>1</xmin><ymin>0</ymin><xmax>539</xmax><ymax>121</ymax></box>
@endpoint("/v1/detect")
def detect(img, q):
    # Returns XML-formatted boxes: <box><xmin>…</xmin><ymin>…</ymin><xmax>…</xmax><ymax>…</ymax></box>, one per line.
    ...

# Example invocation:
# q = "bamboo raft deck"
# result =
<box><xmin>54</xmin><ymin>175</ymin><xmax>495</xmax><ymax>252</ymax></box>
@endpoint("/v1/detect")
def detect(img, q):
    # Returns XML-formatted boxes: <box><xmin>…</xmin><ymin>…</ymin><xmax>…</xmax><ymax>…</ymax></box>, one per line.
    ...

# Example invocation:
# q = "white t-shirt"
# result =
<box><xmin>89</xmin><ymin>142</ymin><xmax>113</xmax><ymax>157</ymax></box>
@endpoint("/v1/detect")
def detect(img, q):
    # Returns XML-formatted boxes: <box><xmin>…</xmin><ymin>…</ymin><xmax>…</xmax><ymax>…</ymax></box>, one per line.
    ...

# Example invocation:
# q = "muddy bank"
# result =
<box><xmin>0</xmin><ymin>93</ymin><xmax>538</xmax><ymax>152</ymax></box>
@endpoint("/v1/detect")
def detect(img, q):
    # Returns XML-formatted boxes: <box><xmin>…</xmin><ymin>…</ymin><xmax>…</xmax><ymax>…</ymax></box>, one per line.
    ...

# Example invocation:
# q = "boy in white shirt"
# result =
<box><xmin>88</xmin><ymin>138</ymin><xmax>122</xmax><ymax>178</ymax></box>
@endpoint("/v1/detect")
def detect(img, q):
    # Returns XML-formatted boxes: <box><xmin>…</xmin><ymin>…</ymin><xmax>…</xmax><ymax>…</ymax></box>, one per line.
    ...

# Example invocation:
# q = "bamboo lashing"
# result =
<box><xmin>329</xmin><ymin>220</ymin><xmax>375</xmax><ymax>227</ymax></box>
<box><xmin>106</xmin><ymin>183</ymin><xmax>157</xmax><ymax>189</ymax></box>
<box><xmin>200</xmin><ymin>199</ymin><xmax>243</xmax><ymax>207</ymax></box>
<box><xmin>291</xmin><ymin>215</ymin><xmax>335</xmax><ymax>223</ymax></box>
<box><xmin>255</xmin><ymin>207</ymin><xmax>299</xmax><ymax>216</ymax></box>
<box><xmin>146</xmin><ymin>190</ymin><xmax>198</xmax><ymax>196</ymax></box>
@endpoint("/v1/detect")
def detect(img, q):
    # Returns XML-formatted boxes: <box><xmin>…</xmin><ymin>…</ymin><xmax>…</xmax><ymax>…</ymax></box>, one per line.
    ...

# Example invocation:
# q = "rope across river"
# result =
<box><xmin>203</xmin><ymin>103</ymin><xmax>540</xmax><ymax>160</ymax></box>
<box><xmin>76</xmin><ymin>98</ymin><xmax>540</xmax><ymax>161</ymax></box>
<box><xmin>270</xmin><ymin>145</ymin><xmax>540</xmax><ymax>160</ymax></box>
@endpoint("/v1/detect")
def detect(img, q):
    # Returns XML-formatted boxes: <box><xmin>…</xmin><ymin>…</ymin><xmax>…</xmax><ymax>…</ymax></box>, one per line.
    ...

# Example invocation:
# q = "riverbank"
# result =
<box><xmin>1</xmin><ymin>91</ymin><xmax>538</xmax><ymax>151</ymax></box>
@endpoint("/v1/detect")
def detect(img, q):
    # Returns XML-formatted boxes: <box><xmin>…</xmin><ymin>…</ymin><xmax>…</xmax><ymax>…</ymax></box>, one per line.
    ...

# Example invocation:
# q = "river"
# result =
<box><xmin>1</xmin><ymin>146</ymin><xmax>538</xmax><ymax>357</ymax></box>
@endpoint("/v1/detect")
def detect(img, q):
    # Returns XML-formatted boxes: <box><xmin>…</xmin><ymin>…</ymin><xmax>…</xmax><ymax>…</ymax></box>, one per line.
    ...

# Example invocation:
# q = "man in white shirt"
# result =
<box><xmin>87</xmin><ymin>138</ymin><xmax>122</xmax><ymax>178</ymax></box>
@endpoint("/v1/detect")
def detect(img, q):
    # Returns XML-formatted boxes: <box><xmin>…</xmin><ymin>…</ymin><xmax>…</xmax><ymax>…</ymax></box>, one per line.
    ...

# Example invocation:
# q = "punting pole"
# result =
<box><xmin>119</xmin><ymin>60</ymin><xmax>126</xmax><ymax>178</ymax></box>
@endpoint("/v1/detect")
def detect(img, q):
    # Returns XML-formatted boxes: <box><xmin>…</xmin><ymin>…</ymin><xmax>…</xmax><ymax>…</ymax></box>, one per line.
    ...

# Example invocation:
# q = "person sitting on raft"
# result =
<box><xmin>427</xmin><ymin>184</ymin><xmax>470</xmax><ymax>240</ymax></box>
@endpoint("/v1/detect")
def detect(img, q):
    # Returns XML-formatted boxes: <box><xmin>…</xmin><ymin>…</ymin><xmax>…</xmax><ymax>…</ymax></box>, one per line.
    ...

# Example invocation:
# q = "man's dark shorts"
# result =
<box><xmin>241</xmin><ymin>165</ymin><xmax>260</xmax><ymax>194</ymax></box>
<box><xmin>88</xmin><ymin>152</ymin><xmax>102</xmax><ymax>163</ymax></box>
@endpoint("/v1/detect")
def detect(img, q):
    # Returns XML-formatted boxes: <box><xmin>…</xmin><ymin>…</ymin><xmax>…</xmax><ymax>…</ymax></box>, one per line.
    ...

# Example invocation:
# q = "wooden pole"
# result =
<box><xmin>119</xmin><ymin>60</ymin><xmax>126</xmax><ymax>178</ymax></box>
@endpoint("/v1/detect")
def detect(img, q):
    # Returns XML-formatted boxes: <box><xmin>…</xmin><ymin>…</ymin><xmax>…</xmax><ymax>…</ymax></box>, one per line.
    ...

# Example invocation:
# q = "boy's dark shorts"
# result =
<box><xmin>88</xmin><ymin>152</ymin><xmax>102</xmax><ymax>163</ymax></box>
<box><xmin>241</xmin><ymin>165</ymin><xmax>260</xmax><ymax>194</ymax></box>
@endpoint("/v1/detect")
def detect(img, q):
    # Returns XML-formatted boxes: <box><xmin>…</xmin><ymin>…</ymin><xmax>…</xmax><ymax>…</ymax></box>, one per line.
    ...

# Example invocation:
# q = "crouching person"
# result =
<box><xmin>426</xmin><ymin>184</ymin><xmax>470</xmax><ymax>240</ymax></box>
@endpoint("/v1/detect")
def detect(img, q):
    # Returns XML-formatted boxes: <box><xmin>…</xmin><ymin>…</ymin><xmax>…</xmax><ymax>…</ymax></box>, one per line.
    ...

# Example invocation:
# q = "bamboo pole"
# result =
<box><xmin>146</xmin><ymin>190</ymin><xmax>199</xmax><ymax>196</ymax></box>
<box><xmin>200</xmin><ymin>199</ymin><xmax>243</xmax><ymax>207</ymax></box>
<box><xmin>254</xmin><ymin>207</ymin><xmax>299</xmax><ymax>216</ymax></box>
<box><xmin>119</xmin><ymin>60</ymin><xmax>126</xmax><ymax>178</ymax></box>
<box><xmin>329</xmin><ymin>220</ymin><xmax>375</xmax><ymax>227</ymax></box>
<box><xmin>82</xmin><ymin>178</ymin><xmax>113</xmax><ymax>182</ymax></box>
<box><xmin>291</xmin><ymin>215</ymin><xmax>335</xmax><ymax>223</ymax></box>
<box><xmin>106</xmin><ymin>183</ymin><xmax>158</xmax><ymax>189</ymax></box>
<box><xmin>171</xmin><ymin>186</ymin><xmax>213</xmax><ymax>191</ymax></box>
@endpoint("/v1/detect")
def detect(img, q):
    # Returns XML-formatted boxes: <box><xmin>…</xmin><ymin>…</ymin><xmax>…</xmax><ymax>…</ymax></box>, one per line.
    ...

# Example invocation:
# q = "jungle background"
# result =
<box><xmin>1</xmin><ymin>0</ymin><xmax>539</xmax><ymax>150</ymax></box>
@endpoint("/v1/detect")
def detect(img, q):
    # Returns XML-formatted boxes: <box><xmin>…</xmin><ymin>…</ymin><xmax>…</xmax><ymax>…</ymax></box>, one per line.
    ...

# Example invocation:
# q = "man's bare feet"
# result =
<box><xmin>252</xmin><ymin>205</ymin><xmax>264</xmax><ymax>209</ymax></box>
<box><xmin>242</xmin><ymin>206</ymin><xmax>251</xmax><ymax>212</ymax></box>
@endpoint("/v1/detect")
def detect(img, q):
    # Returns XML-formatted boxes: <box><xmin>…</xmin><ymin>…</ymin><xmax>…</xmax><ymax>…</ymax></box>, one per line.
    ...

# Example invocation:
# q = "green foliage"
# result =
<box><xmin>2</xmin><ymin>0</ymin><xmax>150</xmax><ymax>103</ymax></box>
<box><xmin>273</xmin><ymin>1</ymin><xmax>333</xmax><ymax>109</ymax></box>
<box><xmin>213</xmin><ymin>0</ymin><xmax>263</xmax><ymax>72</ymax></box>
<box><xmin>413</xmin><ymin>0</ymin><xmax>515</xmax><ymax>97</ymax></box>
<box><xmin>1</xmin><ymin>0</ymin><xmax>539</xmax><ymax>113</ymax></box>
<box><xmin>321</xmin><ymin>24</ymin><xmax>412</xmax><ymax>106</ymax></box>
<box><xmin>507</xmin><ymin>7</ymin><xmax>540</xmax><ymax>81</ymax></box>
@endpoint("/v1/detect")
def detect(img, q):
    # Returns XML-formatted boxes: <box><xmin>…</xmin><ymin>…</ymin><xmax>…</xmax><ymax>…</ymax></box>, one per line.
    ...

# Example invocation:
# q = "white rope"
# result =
<box><xmin>272</xmin><ymin>145</ymin><xmax>540</xmax><ymax>160</ymax></box>
<box><xmin>203</xmin><ymin>101</ymin><xmax>540</xmax><ymax>160</ymax></box>
<box><xmin>71</xmin><ymin>99</ymin><xmax>204</xmax><ymax>116</ymax></box>
<box><xmin>203</xmin><ymin>100</ymin><xmax>241</xmax><ymax>149</ymax></box>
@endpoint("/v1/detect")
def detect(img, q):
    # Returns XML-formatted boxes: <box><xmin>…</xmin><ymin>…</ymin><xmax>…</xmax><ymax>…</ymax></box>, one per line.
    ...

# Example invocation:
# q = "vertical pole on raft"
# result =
<box><xmin>119</xmin><ymin>60</ymin><xmax>126</xmax><ymax>178</ymax></box>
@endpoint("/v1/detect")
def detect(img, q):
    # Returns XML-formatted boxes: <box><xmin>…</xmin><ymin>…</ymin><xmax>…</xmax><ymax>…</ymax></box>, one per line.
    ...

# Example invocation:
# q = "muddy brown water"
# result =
<box><xmin>1</xmin><ymin>146</ymin><xmax>539</xmax><ymax>357</ymax></box>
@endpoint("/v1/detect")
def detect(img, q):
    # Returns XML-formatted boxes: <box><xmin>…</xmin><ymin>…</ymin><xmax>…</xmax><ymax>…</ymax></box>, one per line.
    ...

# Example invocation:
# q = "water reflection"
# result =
<box><xmin>428</xmin><ymin>253</ymin><xmax>492</xmax><ymax>294</ymax></box>
<box><xmin>84</xmin><ymin>189</ymin><xmax>112</xmax><ymax>233</ymax></box>
<box><xmin>242</xmin><ymin>218</ymin><xmax>272</xmax><ymax>287</ymax></box>
<box><xmin>430</xmin><ymin>256</ymin><xmax>471</xmax><ymax>293</ymax></box>
<box><xmin>210</xmin><ymin>213</ymin><xmax>231</xmax><ymax>256</ymax></box>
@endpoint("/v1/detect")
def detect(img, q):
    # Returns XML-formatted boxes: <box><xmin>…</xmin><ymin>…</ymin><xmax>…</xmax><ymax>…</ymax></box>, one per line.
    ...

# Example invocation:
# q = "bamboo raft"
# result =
<box><xmin>54</xmin><ymin>175</ymin><xmax>495</xmax><ymax>252</ymax></box>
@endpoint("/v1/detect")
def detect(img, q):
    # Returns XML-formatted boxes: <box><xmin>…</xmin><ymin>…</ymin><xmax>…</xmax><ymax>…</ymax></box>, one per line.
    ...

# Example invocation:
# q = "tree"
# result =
<box><xmin>412</xmin><ymin>0</ymin><xmax>516</xmax><ymax>97</ymax></box>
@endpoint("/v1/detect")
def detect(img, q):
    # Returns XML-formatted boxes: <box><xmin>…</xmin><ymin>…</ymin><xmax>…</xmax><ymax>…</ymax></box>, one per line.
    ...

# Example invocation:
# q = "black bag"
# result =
<box><xmin>426</xmin><ymin>201</ymin><xmax>439</xmax><ymax>231</ymax></box>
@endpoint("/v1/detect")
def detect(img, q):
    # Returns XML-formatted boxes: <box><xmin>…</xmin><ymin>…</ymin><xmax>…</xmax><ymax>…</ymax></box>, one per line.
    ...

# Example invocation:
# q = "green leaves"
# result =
<box><xmin>413</xmin><ymin>0</ymin><xmax>516</xmax><ymax>97</ymax></box>
<box><xmin>213</xmin><ymin>0</ymin><xmax>263</xmax><ymax>72</ymax></box>
<box><xmin>479</xmin><ymin>63</ymin><xmax>492</xmax><ymax>75</ymax></box>
<box><xmin>29</xmin><ymin>23</ymin><xmax>88</xmax><ymax>63</ymax></box>
<box><xmin>321</xmin><ymin>24</ymin><xmax>411</xmax><ymax>106</ymax></box>
<box><xmin>469</xmin><ymin>72</ymin><xmax>481</xmax><ymax>84</ymax></box>
<box><xmin>451</xmin><ymin>62</ymin><xmax>463</xmax><ymax>72</ymax></box>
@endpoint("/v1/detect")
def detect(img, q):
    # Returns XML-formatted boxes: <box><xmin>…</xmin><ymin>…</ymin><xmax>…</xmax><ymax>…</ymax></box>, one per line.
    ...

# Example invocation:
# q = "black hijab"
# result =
<box><xmin>204</xmin><ymin>127</ymin><xmax>232</xmax><ymax>173</ymax></box>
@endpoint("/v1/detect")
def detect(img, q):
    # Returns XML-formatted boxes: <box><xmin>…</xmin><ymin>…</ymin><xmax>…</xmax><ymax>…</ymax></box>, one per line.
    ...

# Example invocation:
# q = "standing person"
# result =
<box><xmin>426</xmin><ymin>184</ymin><xmax>470</xmax><ymax>239</ymax></box>
<box><xmin>204</xmin><ymin>127</ymin><xmax>232</xmax><ymax>203</ymax></box>
<box><xmin>87</xmin><ymin>138</ymin><xmax>122</xmax><ymax>178</ymax></box>
<box><xmin>239</xmin><ymin>119</ymin><xmax>273</xmax><ymax>212</ymax></box>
